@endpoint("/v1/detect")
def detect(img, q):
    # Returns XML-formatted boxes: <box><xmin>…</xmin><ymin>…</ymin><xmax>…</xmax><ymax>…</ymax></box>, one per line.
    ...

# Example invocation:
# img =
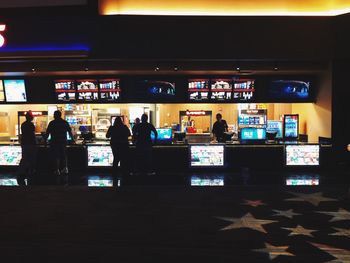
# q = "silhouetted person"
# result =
<box><xmin>132</xmin><ymin>117</ymin><xmax>140</xmax><ymax>144</ymax></box>
<box><xmin>45</xmin><ymin>110</ymin><xmax>74</xmax><ymax>183</ymax></box>
<box><xmin>106</xmin><ymin>116</ymin><xmax>131</xmax><ymax>178</ymax></box>
<box><xmin>212</xmin><ymin>113</ymin><xmax>228</xmax><ymax>143</ymax></box>
<box><xmin>134</xmin><ymin>114</ymin><xmax>157</xmax><ymax>175</ymax></box>
<box><xmin>17</xmin><ymin>111</ymin><xmax>37</xmax><ymax>185</ymax></box>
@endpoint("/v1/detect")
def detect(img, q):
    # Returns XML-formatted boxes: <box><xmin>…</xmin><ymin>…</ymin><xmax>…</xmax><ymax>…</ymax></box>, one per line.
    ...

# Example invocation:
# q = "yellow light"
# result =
<box><xmin>99</xmin><ymin>0</ymin><xmax>350</xmax><ymax>16</ymax></box>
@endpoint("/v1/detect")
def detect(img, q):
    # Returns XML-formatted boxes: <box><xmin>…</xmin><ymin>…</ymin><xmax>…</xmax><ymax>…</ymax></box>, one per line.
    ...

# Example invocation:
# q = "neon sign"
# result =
<box><xmin>0</xmin><ymin>24</ymin><xmax>6</xmax><ymax>47</ymax></box>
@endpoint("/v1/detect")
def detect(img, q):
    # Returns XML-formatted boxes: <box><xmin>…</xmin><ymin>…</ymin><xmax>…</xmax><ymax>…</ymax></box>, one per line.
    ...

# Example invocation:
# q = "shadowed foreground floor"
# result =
<box><xmin>0</xmin><ymin>185</ymin><xmax>349</xmax><ymax>262</ymax></box>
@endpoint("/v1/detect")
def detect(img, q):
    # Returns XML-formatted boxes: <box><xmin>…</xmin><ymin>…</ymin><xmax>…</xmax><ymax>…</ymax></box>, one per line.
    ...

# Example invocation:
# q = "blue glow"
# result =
<box><xmin>0</xmin><ymin>44</ymin><xmax>90</xmax><ymax>52</ymax></box>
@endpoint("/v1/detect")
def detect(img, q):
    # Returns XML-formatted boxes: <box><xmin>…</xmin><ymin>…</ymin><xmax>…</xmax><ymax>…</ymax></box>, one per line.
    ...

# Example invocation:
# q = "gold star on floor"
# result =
<box><xmin>242</xmin><ymin>199</ymin><xmax>266</xmax><ymax>207</ymax></box>
<box><xmin>253</xmin><ymin>242</ymin><xmax>295</xmax><ymax>260</ymax></box>
<box><xmin>329</xmin><ymin>227</ymin><xmax>350</xmax><ymax>238</ymax></box>
<box><xmin>217</xmin><ymin>213</ymin><xmax>277</xmax><ymax>234</ymax></box>
<box><xmin>309</xmin><ymin>242</ymin><xmax>350</xmax><ymax>263</ymax></box>
<box><xmin>272</xmin><ymin>209</ymin><xmax>301</xmax><ymax>219</ymax></box>
<box><xmin>285</xmin><ymin>192</ymin><xmax>337</xmax><ymax>206</ymax></box>
<box><xmin>317</xmin><ymin>208</ymin><xmax>350</xmax><ymax>222</ymax></box>
<box><xmin>282</xmin><ymin>225</ymin><xmax>317</xmax><ymax>237</ymax></box>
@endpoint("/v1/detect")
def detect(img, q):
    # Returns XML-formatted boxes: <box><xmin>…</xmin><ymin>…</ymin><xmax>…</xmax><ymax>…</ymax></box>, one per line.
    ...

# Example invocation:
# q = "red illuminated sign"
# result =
<box><xmin>0</xmin><ymin>24</ymin><xmax>6</xmax><ymax>47</ymax></box>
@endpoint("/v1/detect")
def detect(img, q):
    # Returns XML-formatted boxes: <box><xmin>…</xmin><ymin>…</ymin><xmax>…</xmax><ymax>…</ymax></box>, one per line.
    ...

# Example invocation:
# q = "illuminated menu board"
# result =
<box><xmin>0</xmin><ymin>80</ymin><xmax>4</xmax><ymax>102</ymax></box>
<box><xmin>188</xmin><ymin>79</ymin><xmax>209</xmax><ymax>101</ymax></box>
<box><xmin>211</xmin><ymin>79</ymin><xmax>232</xmax><ymax>101</ymax></box>
<box><xmin>77</xmin><ymin>79</ymin><xmax>99</xmax><ymax>101</ymax></box>
<box><xmin>55</xmin><ymin>80</ymin><xmax>76</xmax><ymax>102</ymax></box>
<box><xmin>99</xmin><ymin>79</ymin><xmax>121</xmax><ymax>101</ymax></box>
<box><xmin>4</xmin><ymin>79</ymin><xmax>27</xmax><ymax>102</ymax></box>
<box><xmin>232</xmin><ymin>79</ymin><xmax>255</xmax><ymax>101</ymax></box>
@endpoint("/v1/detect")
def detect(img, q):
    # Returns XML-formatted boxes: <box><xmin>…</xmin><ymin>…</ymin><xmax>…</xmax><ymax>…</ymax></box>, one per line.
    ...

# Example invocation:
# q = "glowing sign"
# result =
<box><xmin>0</xmin><ymin>24</ymin><xmax>6</xmax><ymax>47</ymax></box>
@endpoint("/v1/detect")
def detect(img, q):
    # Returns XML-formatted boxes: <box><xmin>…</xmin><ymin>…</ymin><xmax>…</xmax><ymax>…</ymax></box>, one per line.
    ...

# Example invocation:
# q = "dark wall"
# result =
<box><xmin>92</xmin><ymin>15</ymin><xmax>333</xmax><ymax>60</ymax></box>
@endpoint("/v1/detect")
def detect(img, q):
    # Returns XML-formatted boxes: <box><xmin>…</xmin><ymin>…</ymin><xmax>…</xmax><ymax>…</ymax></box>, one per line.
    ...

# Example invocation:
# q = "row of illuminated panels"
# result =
<box><xmin>0</xmin><ymin>144</ymin><xmax>320</xmax><ymax>167</ymax></box>
<box><xmin>0</xmin><ymin>76</ymin><xmax>316</xmax><ymax>104</ymax></box>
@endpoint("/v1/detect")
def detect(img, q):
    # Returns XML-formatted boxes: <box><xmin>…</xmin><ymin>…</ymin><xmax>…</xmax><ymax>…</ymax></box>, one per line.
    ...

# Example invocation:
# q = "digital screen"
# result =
<box><xmin>240</xmin><ymin>128</ymin><xmax>266</xmax><ymax>141</ymax></box>
<box><xmin>0</xmin><ymin>146</ymin><xmax>22</xmax><ymax>166</ymax></box>
<box><xmin>284</xmin><ymin>115</ymin><xmax>298</xmax><ymax>139</ymax></box>
<box><xmin>286</xmin><ymin>175</ymin><xmax>319</xmax><ymax>185</ymax></box>
<box><xmin>4</xmin><ymin>79</ymin><xmax>27</xmax><ymax>102</ymax></box>
<box><xmin>267</xmin><ymin>120</ymin><xmax>283</xmax><ymax>138</ymax></box>
<box><xmin>0</xmin><ymin>80</ymin><xmax>4</xmax><ymax>102</ymax></box>
<box><xmin>190</xmin><ymin>145</ymin><xmax>225</xmax><ymax>167</ymax></box>
<box><xmin>47</xmin><ymin>132</ymin><xmax>72</xmax><ymax>141</ymax></box>
<box><xmin>285</xmin><ymin>145</ymin><xmax>320</xmax><ymax>166</ymax></box>
<box><xmin>77</xmin><ymin>79</ymin><xmax>99</xmax><ymax>101</ymax></box>
<box><xmin>88</xmin><ymin>176</ymin><xmax>114</xmax><ymax>187</ymax></box>
<box><xmin>146</xmin><ymin>80</ymin><xmax>175</xmax><ymax>97</ymax></box>
<box><xmin>151</xmin><ymin>128</ymin><xmax>172</xmax><ymax>142</ymax></box>
<box><xmin>87</xmin><ymin>145</ymin><xmax>113</xmax><ymax>167</ymax></box>
<box><xmin>269</xmin><ymin>80</ymin><xmax>310</xmax><ymax>99</ymax></box>
<box><xmin>232</xmin><ymin>79</ymin><xmax>255</xmax><ymax>101</ymax></box>
<box><xmin>211</xmin><ymin>79</ymin><xmax>232</xmax><ymax>100</ymax></box>
<box><xmin>99</xmin><ymin>79</ymin><xmax>121</xmax><ymax>101</ymax></box>
<box><xmin>0</xmin><ymin>178</ymin><xmax>18</xmax><ymax>186</ymax></box>
<box><xmin>188</xmin><ymin>79</ymin><xmax>209</xmax><ymax>101</ymax></box>
<box><xmin>55</xmin><ymin>80</ymin><xmax>76</xmax><ymax>102</ymax></box>
<box><xmin>190</xmin><ymin>175</ymin><xmax>224</xmax><ymax>186</ymax></box>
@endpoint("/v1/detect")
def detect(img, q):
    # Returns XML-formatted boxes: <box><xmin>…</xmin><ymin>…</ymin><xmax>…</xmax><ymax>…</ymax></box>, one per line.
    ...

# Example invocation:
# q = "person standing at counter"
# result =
<box><xmin>17</xmin><ymin>111</ymin><xmax>37</xmax><ymax>185</ymax></box>
<box><xmin>132</xmin><ymin>117</ymin><xmax>140</xmax><ymax>144</ymax></box>
<box><xmin>134</xmin><ymin>114</ymin><xmax>157</xmax><ymax>175</ymax></box>
<box><xmin>212</xmin><ymin>113</ymin><xmax>228</xmax><ymax>143</ymax></box>
<box><xmin>45</xmin><ymin>110</ymin><xmax>75</xmax><ymax>180</ymax></box>
<box><xmin>106</xmin><ymin>116</ymin><xmax>131</xmax><ymax>178</ymax></box>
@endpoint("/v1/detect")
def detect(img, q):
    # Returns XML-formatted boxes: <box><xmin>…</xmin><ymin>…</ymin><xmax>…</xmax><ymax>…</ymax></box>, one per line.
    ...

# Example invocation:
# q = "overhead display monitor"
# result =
<box><xmin>240</xmin><ymin>127</ymin><xmax>266</xmax><ymax>141</ymax></box>
<box><xmin>188</xmin><ymin>79</ymin><xmax>210</xmax><ymax>101</ymax></box>
<box><xmin>0</xmin><ymin>145</ymin><xmax>22</xmax><ymax>166</ymax></box>
<box><xmin>0</xmin><ymin>80</ymin><xmax>4</xmax><ymax>102</ymax></box>
<box><xmin>267</xmin><ymin>120</ymin><xmax>283</xmax><ymax>138</ymax></box>
<box><xmin>190</xmin><ymin>144</ymin><xmax>225</xmax><ymax>167</ymax></box>
<box><xmin>151</xmin><ymin>128</ymin><xmax>172</xmax><ymax>144</ymax></box>
<box><xmin>77</xmin><ymin>79</ymin><xmax>99</xmax><ymax>101</ymax></box>
<box><xmin>4</xmin><ymin>79</ymin><xmax>27</xmax><ymax>102</ymax></box>
<box><xmin>232</xmin><ymin>79</ymin><xmax>255</xmax><ymax>102</ymax></box>
<box><xmin>55</xmin><ymin>80</ymin><xmax>76</xmax><ymax>102</ymax></box>
<box><xmin>87</xmin><ymin>145</ymin><xmax>113</xmax><ymax>167</ymax></box>
<box><xmin>99</xmin><ymin>79</ymin><xmax>121</xmax><ymax>101</ymax></box>
<box><xmin>132</xmin><ymin>80</ymin><xmax>175</xmax><ymax>101</ymax></box>
<box><xmin>284</xmin><ymin>114</ymin><xmax>299</xmax><ymax>140</ymax></box>
<box><xmin>285</xmin><ymin>144</ymin><xmax>320</xmax><ymax>166</ymax></box>
<box><xmin>269</xmin><ymin>80</ymin><xmax>311</xmax><ymax>100</ymax></box>
<box><xmin>210</xmin><ymin>79</ymin><xmax>232</xmax><ymax>101</ymax></box>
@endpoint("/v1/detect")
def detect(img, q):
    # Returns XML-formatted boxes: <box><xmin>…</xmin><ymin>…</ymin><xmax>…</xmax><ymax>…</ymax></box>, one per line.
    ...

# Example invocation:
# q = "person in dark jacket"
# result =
<box><xmin>131</xmin><ymin>117</ymin><xmax>140</xmax><ymax>144</ymax></box>
<box><xmin>17</xmin><ymin>111</ymin><xmax>37</xmax><ymax>185</ymax></box>
<box><xmin>133</xmin><ymin>114</ymin><xmax>157</xmax><ymax>175</ymax></box>
<box><xmin>44</xmin><ymin>110</ymin><xmax>75</xmax><ymax>179</ymax></box>
<box><xmin>212</xmin><ymin>113</ymin><xmax>228</xmax><ymax>142</ymax></box>
<box><xmin>106</xmin><ymin>116</ymin><xmax>131</xmax><ymax>177</ymax></box>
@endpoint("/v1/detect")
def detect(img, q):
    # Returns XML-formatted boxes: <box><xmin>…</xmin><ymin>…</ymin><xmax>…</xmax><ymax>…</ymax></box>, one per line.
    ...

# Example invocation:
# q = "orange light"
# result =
<box><xmin>99</xmin><ymin>0</ymin><xmax>350</xmax><ymax>16</ymax></box>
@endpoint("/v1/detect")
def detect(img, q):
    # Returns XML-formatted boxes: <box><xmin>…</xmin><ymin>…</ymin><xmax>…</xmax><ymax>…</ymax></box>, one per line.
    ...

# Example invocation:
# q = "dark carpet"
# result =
<box><xmin>0</xmin><ymin>185</ymin><xmax>349</xmax><ymax>262</ymax></box>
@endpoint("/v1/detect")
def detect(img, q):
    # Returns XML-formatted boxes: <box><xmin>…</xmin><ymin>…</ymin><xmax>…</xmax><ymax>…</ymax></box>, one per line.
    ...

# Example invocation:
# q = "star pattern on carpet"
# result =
<box><xmin>216</xmin><ymin>213</ymin><xmax>277</xmax><ymax>234</ymax></box>
<box><xmin>309</xmin><ymin>242</ymin><xmax>350</xmax><ymax>262</ymax></box>
<box><xmin>272</xmin><ymin>209</ymin><xmax>301</xmax><ymax>219</ymax></box>
<box><xmin>282</xmin><ymin>225</ymin><xmax>317</xmax><ymax>237</ymax></box>
<box><xmin>285</xmin><ymin>192</ymin><xmax>337</xmax><ymax>206</ymax></box>
<box><xmin>242</xmin><ymin>199</ymin><xmax>266</xmax><ymax>207</ymax></box>
<box><xmin>329</xmin><ymin>227</ymin><xmax>350</xmax><ymax>238</ymax></box>
<box><xmin>317</xmin><ymin>208</ymin><xmax>350</xmax><ymax>222</ymax></box>
<box><xmin>253</xmin><ymin>242</ymin><xmax>295</xmax><ymax>260</ymax></box>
